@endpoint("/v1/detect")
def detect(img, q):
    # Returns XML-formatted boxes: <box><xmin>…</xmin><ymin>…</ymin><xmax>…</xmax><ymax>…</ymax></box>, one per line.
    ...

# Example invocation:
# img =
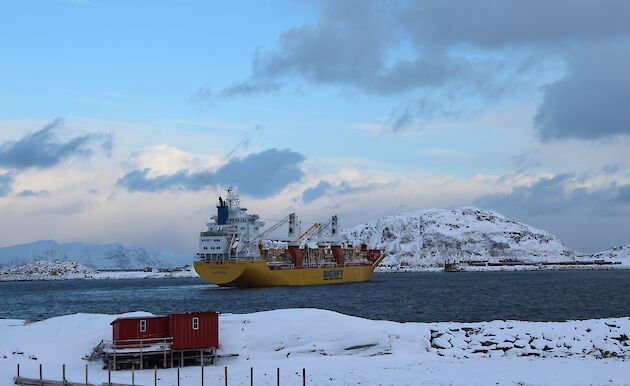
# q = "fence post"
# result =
<box><xmin>85</xmin><ymin>364</ymin><xmax>89</xmax><ymax>386</ymax></box>
<box><xmin>177</xmin><ymin>366</ymin><xmax>180</xmax><ymax>386</ymax></box>
<box><xmin>16</xmin><ymin>363</ymin><xmax>20</xmax><ymax>379</ymax></box>
<box><xmin>108</xmin><ymin>368</ymin><xmax>111</xmax><ymax>386</ymax></box>
<box><xmin>303</xmin><ymin>368</ymin><xmax>306</xmax><ymax>386</ymax></box>
<box><xmin>224</xmin><ymin>366</ymin><xmax>228</xmax><ymax>386</ymax></box>
<box><xmin>277</xmin><ymin>368</ymin><xmax>280</xmax><ymax>386</ymax></box>
<box><xmin>39</xmin><ymin>364</ymin><xmax>42</xmax><ymax>386</ymax></box>
<box><xmin>154</xmin><ymin>365</ymin><xmax>157</xmax><ymax>386</ymax></box>
<box><xmin>250</xmin><ymin>367</ymin><xmax>253</xmax><ymax>386</ymax></box>
<box><xmin>201</xmin><ymin>364</ymin><xmax>204</xmax><ymax>386</ymax></box>
<box><xmin>62</xmin><ymin>364</ymin><xmax>66</xmax><ymax>385</ymax></box>
<box><xmin>132</xmin><ymin>365</ymin><xmax>135</xmax><ymax>386</ymax></box>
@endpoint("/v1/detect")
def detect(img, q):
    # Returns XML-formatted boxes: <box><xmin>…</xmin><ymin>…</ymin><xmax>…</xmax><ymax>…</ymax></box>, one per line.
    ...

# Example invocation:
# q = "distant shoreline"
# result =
<box><xmin>3</xmin><ymin>264</ymin><xmax>630</xmax><ymax>282</ymax></box>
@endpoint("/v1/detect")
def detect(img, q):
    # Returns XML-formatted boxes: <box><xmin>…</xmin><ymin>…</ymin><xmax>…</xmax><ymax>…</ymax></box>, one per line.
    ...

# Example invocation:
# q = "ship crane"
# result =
<box><xmin>256</xmin><ymin>214</ymin><xmax>291</xmax><ymax>240</ymax></box>
<box><xmin>302</xmin><ymin>215</ymin><xmax>340</xmax><ymax>244</ymax></box>
<box><xmin>299</xmin><ymin>223</ymin><xmax>319</xmax><ymax>241</ymax></box>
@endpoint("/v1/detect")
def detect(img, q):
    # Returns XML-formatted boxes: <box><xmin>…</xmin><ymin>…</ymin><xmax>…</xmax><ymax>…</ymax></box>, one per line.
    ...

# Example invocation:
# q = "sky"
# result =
<box><xmin>1</xmin><ymin>0</ymin><xmax>629</xmax><ymax>254</ymax></box>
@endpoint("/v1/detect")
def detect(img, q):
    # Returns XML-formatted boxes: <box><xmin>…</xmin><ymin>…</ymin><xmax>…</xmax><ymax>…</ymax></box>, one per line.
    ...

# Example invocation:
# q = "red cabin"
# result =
<box><xmin>111</xmin><ymin>316</ymin><xmax>169</xmax><ymax>346</ymax></box>
<box><xmin>169</xmin><ymin>312</ymin><xmax>219</xmax><ymax>350</ymax></box>
<box><xmin>105</xmin><ymin>311</ymin><xmax>219</xmax><ymax>370</ymax></box>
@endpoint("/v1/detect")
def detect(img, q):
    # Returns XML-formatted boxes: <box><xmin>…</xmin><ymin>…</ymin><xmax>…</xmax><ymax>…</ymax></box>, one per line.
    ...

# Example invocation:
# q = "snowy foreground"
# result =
<box><xmin>1</xmin><ymin>310</ymin><xmax>629</xmax><ymax>385</ymax></box>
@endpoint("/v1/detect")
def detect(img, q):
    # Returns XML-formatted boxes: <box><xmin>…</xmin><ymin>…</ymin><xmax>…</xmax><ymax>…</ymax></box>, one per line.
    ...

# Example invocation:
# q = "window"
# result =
<box><xmin>192</xmin><ymin>317</ymin><xmax>199</xmax><ymax>330</ymax></box>
<box><xmin>140</xmin><ymin>320</ymin><xmax>146</xmax><ymax>332</ymax></box>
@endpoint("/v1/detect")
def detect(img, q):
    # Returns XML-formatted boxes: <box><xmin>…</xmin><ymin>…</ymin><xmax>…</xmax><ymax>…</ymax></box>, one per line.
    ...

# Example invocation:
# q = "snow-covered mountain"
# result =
<box><xmin>588</xmin><ymin>244</ymin><xmax>630</xmax><ymax>263</ymax></box>
<box><xmin>0</xmin><ymin>240</ymin><xmax>191</xmax><ymax>270</ymax></box>
<box><xmin>342</xmin><ymin>207</ymin><xmax>576</xmax><ymax>269</ymax></box>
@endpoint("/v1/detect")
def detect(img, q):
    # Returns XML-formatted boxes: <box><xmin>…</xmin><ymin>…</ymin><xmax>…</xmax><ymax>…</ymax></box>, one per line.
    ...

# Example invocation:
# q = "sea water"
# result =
<box><xmin>1</xmin><ymin>270</ymin><xmax>628</xmax><ymax>322</ymax></box>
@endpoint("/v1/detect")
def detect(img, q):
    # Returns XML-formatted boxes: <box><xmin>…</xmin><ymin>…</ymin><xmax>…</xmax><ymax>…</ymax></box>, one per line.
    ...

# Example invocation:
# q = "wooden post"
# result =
<box><xmin>250</xmin><ymin>367</ymin><xmax>253</xmax><ymax>386</ymax></box>
<box><xmin>131</xmin><ymin>365</ymin><xmax>135</xmax><ymax>386</ymax></box>
<box><xmin>201</xmin><ymin>365</ymin><xmax>204</xmax><ymax>386</ymax></box>
<box><xmin>303</xmin><ymin>368</ymin><xmax>306</xmax><ymax>386</ymax></box>
<box><xmin>180</xmin><ymin>351</ymin><xmax>184</xmax><ymax>367</ymax></box>
<box><xmin>108</xmin><ymin>368</ymin><xmax>111</xmax><ymax>386</ymax></box>
<box><xmin>62</xmin><ymin>364</ymin><xmax>66</xmax><ymax>385</ymax></box>
<box><xmin>39</xmin><ymin>364</ymin><xmax>42</xmax><ymax>386</ymax></box>
<box><xmin>154</xmin><ymin>365</ymin><xmax>157</xmax><ymax>386</ymax></box>
<box><xmin>163</xmin><ymin>339</ymin><xmax>167</xmax><ymax>369</ymax></box>
<box><xmin>16</xmin><ymin>363</ymin><xmax>19</xmax><ymax>379</ymax></box>
<box><xmin>277</xmin><ymin>368</ymin><xmax>280</xmax><ymax>386</ymax></box>
<box><xmin>85</xmin><ymin>364</ymin><xmax>88</xmax><ymax>386</ymax></box>
<box><xmin>224</xmin><ymin>366</ymin><xmax>228</xmax><ymax>386</ymax></box>
<box><xmin>177</xmin><ymin>366</ymin><xmax>180</xmax><ymax>386</ymax></box>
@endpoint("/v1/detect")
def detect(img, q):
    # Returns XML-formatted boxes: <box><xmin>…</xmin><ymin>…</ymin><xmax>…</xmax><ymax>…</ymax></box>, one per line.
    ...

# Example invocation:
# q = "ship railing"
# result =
<box><xmin>102</xmin><ymin>337</ymin><xmax>173</xmax><ymax>353</ymax></box>
<box><xmin>302</xmin><ymin>262</ymin><xmax>338</xmax><ymax>268</ymax></box>
<box><xmin>343</xmin><ymin>261</ymin><xmax>371</xmax><ymax>267</ymax></box>
<box><xmin>267</xmin><ymin>262</ymin><xmax>295</xmax><ymax>270</ymax></box>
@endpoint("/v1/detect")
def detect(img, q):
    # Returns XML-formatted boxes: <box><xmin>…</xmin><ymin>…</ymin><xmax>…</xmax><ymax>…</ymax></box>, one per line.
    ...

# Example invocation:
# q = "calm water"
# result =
<box><xmin>1</xmin><ymin>271</ymin><xmax>629</xmax><ymax>322</ymax></box>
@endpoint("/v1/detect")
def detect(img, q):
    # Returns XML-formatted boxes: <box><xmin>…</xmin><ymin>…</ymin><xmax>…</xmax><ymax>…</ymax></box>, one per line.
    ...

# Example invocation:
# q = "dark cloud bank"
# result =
<box><xmin>0</xmin><ymin>119</ymin><xmax>112</xmax><ymax>170</ymax></box>
<box><xmin>475</xmin><ymin>174</ymin><xmax>630</xmax><ymax>251</ymax></box>
<box><xmin>476</xmin><ymin>174</ymin><xmax>630</xmax><ymax>218</ymax></box>
<box><xmin>117</xmin><ymin>148</ymin><xmax>305</xmax><ymax>198</ymax></box>
<box><xmin>0</xmin><ymin>119</ymin><xmax>112</xmax><ymax>197</ymax></box>
<box><xmin>0</xmin><ymin>172</ymin><xmax>13</xmax><ymax>197</ymax></box>
<box><xmin>200</xmin><ymin>0</ymin><xmax>630</xmax><ymax>137</ymax></box>
<box><xmin>301</xmin><ymin>180</ymin><xmax>385</xmax><ymax>203</ymax></box>
<box><xmin>535</xmin><ymin>45</ymin><xmax>630</xmax><ymax>141</ymax></box>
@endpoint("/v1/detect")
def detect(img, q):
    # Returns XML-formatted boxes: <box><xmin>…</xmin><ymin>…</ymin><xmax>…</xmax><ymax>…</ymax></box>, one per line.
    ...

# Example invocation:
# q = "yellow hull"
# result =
<box><xmin>193</xmin><ymin>260</ymin><xmax>381</xmax><ymax>287</ymax></box>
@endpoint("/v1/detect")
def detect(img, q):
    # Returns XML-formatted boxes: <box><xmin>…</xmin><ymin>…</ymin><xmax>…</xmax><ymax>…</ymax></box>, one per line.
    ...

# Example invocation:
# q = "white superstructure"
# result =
<box><xmin>198</xmin><ymin>188</ymin><xmax>265</xmax><ymax>260</ymax></box>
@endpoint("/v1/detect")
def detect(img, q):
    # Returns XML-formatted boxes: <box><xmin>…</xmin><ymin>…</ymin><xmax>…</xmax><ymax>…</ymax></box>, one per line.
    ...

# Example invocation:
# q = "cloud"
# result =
<box><xmin>534</xmin><ymin>45</ymin><xmax>630</xmax><ymax>141</ymax></box>
<box><xmin>0</xmin><ymin>172</ymin><xmax>14</xmax><ymax>197</ymax></box>
<box><xmin>214</xmin><ymin>148</ymin><xmax>305</xmax><ymax>197</ymax></box>
<box><xmin>475</xmin><ymin>174</ymin><xmax>630</xmax><ymax>217</ymax></box>
<box><xmin>301</xmin><ymin>180</ymin><xmax>386</xmax><ymax>203</ymax></box>
<box><xmin>0</xmin><ymin>119</ymin><xmax>113</xmax><ymax>169</ymax></box>
<box><xmin>210</xmin><ymin>1</ymin><xmax>630</xmax><ymax>97</ymax></box>
<box><xmin>16</xmin><ymin>189</ymin><xmax>50</xmax><ymax>198</ymax></box>
<box><xmin>116</xmin><ymin>168</ymin><xmax>213</xmax><ymax>193</ymax></box>
<box><xmin>302</xmin><ymin>181</ymin><xmax>333</xmax><ymax>203</ymax></box>
<box><xmin>202</xmin><ymin>1</ymin><xmax>630</xmax><ymax>135</ymax></box>
<box><xmin>117</xmin><ymin>148</ymin><xmax>305</xmax><ymax>198</ymax></box>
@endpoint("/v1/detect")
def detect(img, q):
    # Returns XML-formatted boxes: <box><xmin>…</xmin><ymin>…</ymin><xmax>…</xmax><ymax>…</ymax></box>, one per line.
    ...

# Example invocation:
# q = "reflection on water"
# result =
<box><xmin>1</xmin><ymin>271</ymin><xmax>629</xmax><ymax>322</ymax></box>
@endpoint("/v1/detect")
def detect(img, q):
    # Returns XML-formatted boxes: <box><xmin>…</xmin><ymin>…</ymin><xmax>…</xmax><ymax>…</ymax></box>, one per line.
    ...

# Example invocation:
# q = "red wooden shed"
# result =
<box><xmin>111</xmin><ymin>315</ymin><xmax>169</xmax><ymax>346</ymax></box>
<box><xmin>169</xmin><ymin>312</ymin><xmax>219</xmax><ymax>350</ymax></box>
<box><xmin>105</xmin><ymin>311</ymin><xmax>219</xmax><ymax>370</ymax></box>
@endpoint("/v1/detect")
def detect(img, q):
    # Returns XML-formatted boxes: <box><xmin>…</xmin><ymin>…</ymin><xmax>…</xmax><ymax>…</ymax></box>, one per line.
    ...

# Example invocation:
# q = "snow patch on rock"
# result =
<box><xmin>0</xmin><ymin>260</ymin><xmax>95</xmax><ymax>281</ymax></box>
<box><xmin>589</xmin><ymin>244</ymin><xmax>630</xmax><ymax>263</ymax></box>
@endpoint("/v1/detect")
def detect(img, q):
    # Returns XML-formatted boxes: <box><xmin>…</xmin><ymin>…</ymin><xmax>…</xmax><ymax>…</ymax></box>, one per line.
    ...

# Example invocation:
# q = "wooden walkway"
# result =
<box><xmin>14</xmin><ymin>376</ymin><xmax>131</xmax><ymax>386</ymax></box>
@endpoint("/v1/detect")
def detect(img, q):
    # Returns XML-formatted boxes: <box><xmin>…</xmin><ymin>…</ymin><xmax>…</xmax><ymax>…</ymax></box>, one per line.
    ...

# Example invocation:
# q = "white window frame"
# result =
<box><xmin>192</xmin><ymin>317</ymin><xmax>199</xmax><ymax>330</ymax></box>
<box><xmin>140</xmin><ymin>319</ymin><xmax>147</xmax><ymax>332</ymax></box>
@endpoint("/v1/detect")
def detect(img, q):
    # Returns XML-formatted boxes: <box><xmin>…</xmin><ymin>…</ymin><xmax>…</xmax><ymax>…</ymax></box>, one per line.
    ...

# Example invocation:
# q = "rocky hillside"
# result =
<box><xmin>588</xmin><ymin>244</ymin><xmax>630</xmax><ymax>263</ymax></box>
<box><xmin>342</xmin><ymin>207</ymin><xmax>575</xmax><ymax>269</ymax></box>
<box><xmin>0</xmin><ymin>260</ymin><xmax>95</xmax><ymax>281</ymax></box>
<box><xmin>0</xmin><ymin>240</ymin><xmax>191</xmax><ymax>270</ymax></box>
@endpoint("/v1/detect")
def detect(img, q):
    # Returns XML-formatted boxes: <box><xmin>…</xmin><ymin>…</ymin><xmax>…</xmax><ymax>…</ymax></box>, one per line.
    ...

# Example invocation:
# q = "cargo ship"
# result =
<box><xmin>193</xmin><ymin>188</ymin><xmax>384</xmax><ymax>287</ymax></box>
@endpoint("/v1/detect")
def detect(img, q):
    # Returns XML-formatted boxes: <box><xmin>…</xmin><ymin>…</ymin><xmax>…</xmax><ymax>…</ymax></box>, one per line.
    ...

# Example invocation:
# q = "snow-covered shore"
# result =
<box><xmin>0</xmin><ymin>260</ymin><xmax>198</xmax><ymax>282</ymax></box>
<box><xmin>3</xmin><ymin>257</ymin><xmax>630</xmax><ymax>282</ymax></box>
<box><xmin>376</xmin><ymin>262</ymin><xmax>630</xmax><ymax>272</ymax></box>
<box><xmin>1</xmin><ymin>309</ymin><xmax>629</xmax><ymax>385</ymax></box>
